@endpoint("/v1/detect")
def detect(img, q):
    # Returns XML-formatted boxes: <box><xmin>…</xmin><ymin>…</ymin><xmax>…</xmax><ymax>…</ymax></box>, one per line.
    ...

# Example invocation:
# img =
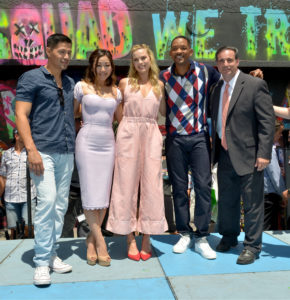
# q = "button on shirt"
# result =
<box><xmin>0</xmin><ymin>147</ymin><xmax>36</xmax><ymax>203</ymax></box>
<box><xmin>217</xmin><ymin>70</ymin><xmax>240</xmax><ymax>139</ymax></box>
<box><xmin>16</xmin><ymin>66</ymin><xmax>75</xmax><ymax>153</ymax></box>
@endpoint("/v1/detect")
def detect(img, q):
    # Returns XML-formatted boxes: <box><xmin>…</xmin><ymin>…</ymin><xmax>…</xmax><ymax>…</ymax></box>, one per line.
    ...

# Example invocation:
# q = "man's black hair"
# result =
<box><xmin>47</xmin><ymin>33</ymin><xmax>72</xmax><ymax>49</ymax></box>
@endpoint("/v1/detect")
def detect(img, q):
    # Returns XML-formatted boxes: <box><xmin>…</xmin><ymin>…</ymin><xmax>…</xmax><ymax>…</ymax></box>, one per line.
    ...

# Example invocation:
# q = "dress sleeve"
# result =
<box><xmin>116</xmin><ymin>88</ymin><xmax>123</xmax><ymax>104</ymax></box>
<box><xmin>74</xmin><ymin>81</ymin><xmax>84</xmax><ymax>103</ymax></box>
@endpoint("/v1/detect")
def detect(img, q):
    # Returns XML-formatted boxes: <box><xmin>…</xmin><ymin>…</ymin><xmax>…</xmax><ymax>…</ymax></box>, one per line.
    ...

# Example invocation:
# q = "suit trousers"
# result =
<box><xmin>165</xmin><ymin>132</ymin><xmax>211</xmax><ymax>237</ymax></box>
<box><xmin>217</xmin><ymin>148</ymin><xmax>264</xmax><ymax>254</ymax></box>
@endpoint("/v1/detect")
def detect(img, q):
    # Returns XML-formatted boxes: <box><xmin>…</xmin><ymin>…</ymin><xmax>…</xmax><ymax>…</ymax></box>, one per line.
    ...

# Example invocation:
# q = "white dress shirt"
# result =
<box><xmin>217</xmin><ymin>70</ymin><xmax>240</xmax><ymax>139</ymax></box>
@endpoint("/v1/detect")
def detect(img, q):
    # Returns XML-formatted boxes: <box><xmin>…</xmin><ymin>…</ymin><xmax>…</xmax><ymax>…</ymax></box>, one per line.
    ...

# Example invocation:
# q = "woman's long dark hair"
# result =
<box><xmin>83</xmin><ymin>49</ymin><xmax>116</xmax><ymax>86</ymax></box>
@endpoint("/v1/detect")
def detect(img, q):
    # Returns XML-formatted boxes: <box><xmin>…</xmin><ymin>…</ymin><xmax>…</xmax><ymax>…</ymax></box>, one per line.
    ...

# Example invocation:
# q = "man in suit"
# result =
<box><xmin>210</xmin><ymin>46</ymin><xmax>275</xmax><ymax>264</ymax></box>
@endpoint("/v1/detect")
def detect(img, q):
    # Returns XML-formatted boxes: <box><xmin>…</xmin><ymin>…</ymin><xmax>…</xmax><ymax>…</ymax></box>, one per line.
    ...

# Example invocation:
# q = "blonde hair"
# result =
<box><xmin>128</xmin><ymin>44</ymin><xmax>161</xmax><ymax>98</ymax></box>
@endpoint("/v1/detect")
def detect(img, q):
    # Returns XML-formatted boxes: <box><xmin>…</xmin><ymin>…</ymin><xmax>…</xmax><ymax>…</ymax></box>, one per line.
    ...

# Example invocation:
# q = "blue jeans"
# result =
<box><xmin>5</xmin><ymin>198</ymin><xmax>36</xmax><ymax>229</ymax></box>
<box><xmin>165</xmin><ymin>132</ymin><xmax>212</xmax><ymax>237</ymax></box>
<box><xmin>30</xmin><ymin>152</ymin><xmax>74</xmax><ymax>267</ymax></box>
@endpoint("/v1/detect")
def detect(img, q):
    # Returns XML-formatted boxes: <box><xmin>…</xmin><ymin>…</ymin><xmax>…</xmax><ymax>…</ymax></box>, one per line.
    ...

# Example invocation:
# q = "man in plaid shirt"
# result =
<box><xmin>160</xmin><ymin>36</ymin><xmax>220</xmax><ymax>259</ymax></box>
<box><xmin>0</xmin><ymin>128</ymin><xmax>36</xmax><ymax>238</ymax></box>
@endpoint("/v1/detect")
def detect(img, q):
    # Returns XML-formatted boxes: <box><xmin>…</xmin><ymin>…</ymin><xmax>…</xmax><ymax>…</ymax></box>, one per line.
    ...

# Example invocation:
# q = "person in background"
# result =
<box><xmin>0</xmin><ymin>141</ymin><xmax>8</xmax><ymax>163</ymax></box>
<box><xmin>0</xmin><ymin>128</ymin><xmax>36</xmax><ymax>239</ymax></box>
<box><xmin>15</xmin><ymin>33</ymin><xmax>75</xmax><ymax>285</ymax></box>
<box><xmin>273</xmin><ymin>83</ymin><xmax>290</xmax><ymax>119</ymax></box>
<box><xmin>273</xmin><ymin>106</ymin><xmax>290</xmax><ymax>119</ymax></box>
<box><xmin>264</xmin><ymin>121</ymin><xmax>289</xmax><ymax>230</ymax></box>
<box><xmin>0</xmin><ymin>140</ymin><xmax>8</xmax><ymax>239</ymax></box>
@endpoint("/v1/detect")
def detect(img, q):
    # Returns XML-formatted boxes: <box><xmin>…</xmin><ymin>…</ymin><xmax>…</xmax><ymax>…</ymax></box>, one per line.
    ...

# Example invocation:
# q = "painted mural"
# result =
<box><xmin>0</xmin><ymin>0</ymin><xmax>288</xmax><ymax>65</ymax></box>
<box><xmin>0</xmin><ymin>80</ymin><xmax>16</xmax><ymax>146</ymax></box>
<box><xmin>0</xmin><ymin>0</ymin><xmax>289</xmax><ymax>146</ymax></box>
<box><xmin>0</xmin><ymin>0</ymin><xmax>133</xmax><ymax>65</ymax></box>
<box><xmin>153</xmin><ymin>6</ymin><xmax>289</xmax><ymax>61</ymax></box>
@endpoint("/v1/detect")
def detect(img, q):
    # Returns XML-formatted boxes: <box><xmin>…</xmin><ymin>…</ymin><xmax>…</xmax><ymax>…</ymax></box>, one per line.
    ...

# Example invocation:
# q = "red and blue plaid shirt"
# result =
<box><xmin>160</xmin><ymin>60</ymin><xmax>220</xmax><ymax>136</ymax></box>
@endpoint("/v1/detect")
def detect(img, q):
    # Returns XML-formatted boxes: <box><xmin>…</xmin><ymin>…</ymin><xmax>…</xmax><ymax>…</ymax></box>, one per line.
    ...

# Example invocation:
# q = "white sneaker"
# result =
<box><xmin>33</xmin><ymin>266</ymin><xmax>51</xmax><ymax>285</ymax></box>
<box><xmin>49</xmin><ymin>256</ymin><xmax>72</xmax><ymax>274</ymax></box>
<box><xmin>173</xmin><ymin>234</ymin><xmax>194</xmax><ymax>253</ymax></box>
<box><xmin>195</xmin><ymin>237</ymin><xmax>216</xmax><ymax>259</ymax></box>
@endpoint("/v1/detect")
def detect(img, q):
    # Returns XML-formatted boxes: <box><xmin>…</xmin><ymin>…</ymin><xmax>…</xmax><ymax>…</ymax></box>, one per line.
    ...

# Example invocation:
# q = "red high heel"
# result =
<box><xmin>128</xmin><ymin>252</ymin><xmax>141</xmax><ymax>261</ymax></box>
<box><xmin>127</xmin><ymin>234</ymin><xmax>140</xmax><ymax>261</ymax></box>
<box><xmin>140</xmin><ymin>251</ymin><xmax>152</xmax><ymax>261</ymax></box>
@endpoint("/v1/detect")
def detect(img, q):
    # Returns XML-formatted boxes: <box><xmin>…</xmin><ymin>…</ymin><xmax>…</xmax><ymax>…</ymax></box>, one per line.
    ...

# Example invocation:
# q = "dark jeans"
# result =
<box><xmin>165</xmin><ymin>132</ymin><xmax>211</xmax><ymax>237</ymax></box>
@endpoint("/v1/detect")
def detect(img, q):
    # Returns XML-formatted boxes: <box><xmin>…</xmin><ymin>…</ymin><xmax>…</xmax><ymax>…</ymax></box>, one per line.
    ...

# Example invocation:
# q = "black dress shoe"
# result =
<box><xmin>236</xmin><ymin>249</ymin><xmax>259</xmax><ymax>265</ymax></box>
<box><xmin>216</xmin><ymin>239</ymin><xmax>238</xmax><ymax>252</ymax></box>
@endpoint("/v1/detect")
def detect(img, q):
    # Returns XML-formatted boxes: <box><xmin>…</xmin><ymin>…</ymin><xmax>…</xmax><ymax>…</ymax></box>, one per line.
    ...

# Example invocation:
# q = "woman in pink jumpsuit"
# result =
<box><xmin>107</xmin><ymin>44</ymin><xmax>168</xmax><ymax>261</ymax></box>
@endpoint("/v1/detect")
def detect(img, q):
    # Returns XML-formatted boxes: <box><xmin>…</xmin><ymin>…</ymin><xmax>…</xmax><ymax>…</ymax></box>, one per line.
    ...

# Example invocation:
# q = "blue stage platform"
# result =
<box><xmin>0</xmin><ymin>231</ymin><xmax>290</xmax><ymax>300</ymax></box>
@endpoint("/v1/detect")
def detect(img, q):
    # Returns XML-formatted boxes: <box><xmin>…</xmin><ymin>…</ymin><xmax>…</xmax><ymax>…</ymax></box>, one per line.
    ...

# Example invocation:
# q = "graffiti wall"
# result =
<box><xmin>0</xmin><ymin>0</ymin><xmax>288</xmax><ymax>66</ymax></box>
<box><xmin>0</xmin><ymin>0</ymin><xmax>289</xmax><ymax>145</ymax></box>
<box><xmin>0</xmin><ymin>80</ymin><xmax>16</xmax><ymax>145</ymax></box>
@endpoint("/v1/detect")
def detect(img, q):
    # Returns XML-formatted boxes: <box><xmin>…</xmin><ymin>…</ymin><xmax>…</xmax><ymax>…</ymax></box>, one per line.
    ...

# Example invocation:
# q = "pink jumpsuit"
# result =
<box><xmin>107</xmin><ymin>83</ymin><xmax>168</xmax><ymax>235</ymax></box>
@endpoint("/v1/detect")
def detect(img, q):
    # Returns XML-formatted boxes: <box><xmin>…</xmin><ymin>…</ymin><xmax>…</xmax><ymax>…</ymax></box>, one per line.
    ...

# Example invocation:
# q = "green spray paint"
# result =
<box><xmin>76</xmin><ymin>2</ymin><xmax>101</xmax><ymax>59</ymax></box>
<box><xmin>152</xmin><ymin>11</ymin><xmax>189</xmax><ymax>59</ymax></box>
<box><xmin>240</xmin><ymin>6</ymin><xmax>262</xmax><ymax>58</ymax></box>
<box><xmin>264</xmin><ymin>9</ymin><xmax>290</xmax><ymax>59</ymax></box>
<box><xmin>194</xmin><ymin>9</ymin><xmax>218</xmax><ymax>59</ymax></box>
